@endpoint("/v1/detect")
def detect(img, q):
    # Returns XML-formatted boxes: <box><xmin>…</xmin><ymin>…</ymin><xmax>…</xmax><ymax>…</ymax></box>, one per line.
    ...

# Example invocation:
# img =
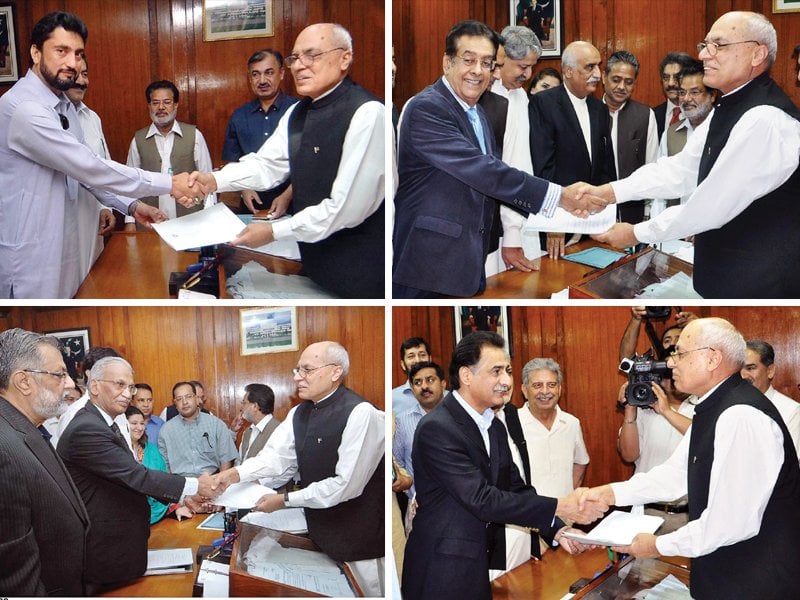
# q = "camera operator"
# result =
<box><xmin>619</xmin><ymin>306</ymin><xmax>697</xmax><ymax>362</ymax></box>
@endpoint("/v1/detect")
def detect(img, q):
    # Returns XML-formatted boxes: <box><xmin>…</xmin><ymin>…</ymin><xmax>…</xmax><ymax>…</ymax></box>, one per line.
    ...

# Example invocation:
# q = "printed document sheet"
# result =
<box><xmin>561</xmin><ymin>510</ymin><xmax>664</xmax><ymax>546</ymax></box>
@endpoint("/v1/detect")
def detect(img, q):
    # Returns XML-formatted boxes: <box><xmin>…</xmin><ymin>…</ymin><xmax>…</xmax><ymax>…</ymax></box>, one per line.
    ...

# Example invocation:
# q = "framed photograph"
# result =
<box><xmin>773</xmin><ymin>0</ymin><xmax>800</xmax><ymax>13</ymax></box>
<box><xmin>511</xmin><ymin>0</ymin><xmax>562</xmax><ymax>57</ymax></box>
<box><xmin>203</xmin><ymin>0</ymin><xmax>274</xmax><ymax>42</ymax></box>
<box><xmin>240</xmin><ymin>307</ymin><xmax>298</xmax><ymax>355</ymax></box>
<box><xmin>0</xmin><ymin>4</ymin><xmax>20</xmax><ymax>84</ymax></box>
<box><xmin>454</xmin><ymin>306</ymin><xmax>512</xmax><ymax>356</ymax></box>
<box><xmin>45</xmin><ymin>328</ymin><xmax>91</xmax><ymax>385</ymax></box>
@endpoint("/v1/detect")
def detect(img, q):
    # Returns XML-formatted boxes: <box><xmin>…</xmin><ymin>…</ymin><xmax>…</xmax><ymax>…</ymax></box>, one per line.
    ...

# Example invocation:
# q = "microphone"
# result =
<box><xmin>203</xmin><ymin>432</ymin><xmax>213</xmax><ymax>448</ymax></box>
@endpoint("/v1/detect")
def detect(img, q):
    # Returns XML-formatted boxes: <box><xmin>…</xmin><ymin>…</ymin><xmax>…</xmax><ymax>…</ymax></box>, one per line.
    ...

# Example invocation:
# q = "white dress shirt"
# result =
<box><xmin>54</xmin><ymin>392</ymin><xmax>134</xmax><ymax>456</ymax></box>
<box><xmin>765</xmin><ymin>385</ymin><xmax>800</xmax><ymax>460</ymax></box>
<box><xmin>629</xmin><ymin>398</ymin><xmax>696</xmax><ymax>474</ymax></box>
<box><xmin>213</xmin><ymin>80</ymin><xmax>385</xmax><ymax>245</ymax></box>
<box><xmin>240</xmin><ymin>413</ymin><xmax>274</xmax><ymax>458</ymax></box>
<box><xmin>564</xmin><ymin>85</ymin><xmax>592</xmax><ymax>161</ymax></box>
<box><xmin>612</xmin><ymin>92</ymin><xmax>800</xmax><ymax>244</ymax></box>
<box><xmin>611</xmin><ymin>379</ymin><xmax>785</xmax><ymax>558</ymax></box>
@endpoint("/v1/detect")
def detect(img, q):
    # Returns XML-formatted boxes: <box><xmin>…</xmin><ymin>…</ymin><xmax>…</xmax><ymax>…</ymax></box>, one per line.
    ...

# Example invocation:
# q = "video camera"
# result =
<box><xmin>619</xmin><ymin>350</ymin><xmax>671</xmax><ymax>407</ymax></box>
<box><xmin>642</xmin><ymin>306</ymin><xmax>673</xmax><ymax>320</ymax></box>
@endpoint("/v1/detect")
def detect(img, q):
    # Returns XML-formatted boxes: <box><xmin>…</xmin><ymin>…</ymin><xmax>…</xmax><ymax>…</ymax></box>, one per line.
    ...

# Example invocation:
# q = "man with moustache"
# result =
<box><xmin>391</xmin><ymin>336</ymin><xmax>432</xmax><ymax>416</ymax></box>
<box><xmin>580</xmin><ymin>317</ymin><xmax>800</xmax><ymax>599</ymax></box>
<box><xmin>125</xmin><ymin>79</ymin><xmax>217</xmax><ymax>230</ymax></box>
<box><xmin>223</xmin><ymin>49</ymin><xmax>298</xmax><ymax>215</ymax></box>
<box><xmin>0</xmin><ymin>328</ymin><xmax>89</xmax><ymax>596</ymax></box>
<box><xmin>189</xmin><ymin>23</ymin><xmax>385</xmax><ymax>299</ymax></box>
<box><xmin>393</xmin><ymin>20</ymin><xmax>611</xmax><ymax>298</ymax></box>
<box><xmin>57</xmin><ymin>357</ymin><xmax>219</xmax><ymax>592</ymax></box>
<box><xmin>652</xmin><ymin>52</ymin><xmax>696</xmax><ymax>139</ymax></box>
<box><xmin>402</xmin><ymin>331</ymin><xmax>607</xmax><ymax>600</ymax></box>
<box><xmin>0</xmin><ymin>11</ymin><xmax>196</xmax><ymax>299</ymax></box>
<box><xmin>132</xmin><ymin>382</ymin><xmax>163</xmax><ymax>442</ymax></box>
<box><xmin>591</xmin><ymin>11</ymin><xmax>800</xmax><ymax>298</ymax></box>
<box><xmin>212</xmin><ymin>341</ymin><xmax>385</xmax><ymax>596</ymax></box>
<box><xmin>529</xmin><ymin>40</ymin><xmax>616</xmax><ymax>259</ymax></box>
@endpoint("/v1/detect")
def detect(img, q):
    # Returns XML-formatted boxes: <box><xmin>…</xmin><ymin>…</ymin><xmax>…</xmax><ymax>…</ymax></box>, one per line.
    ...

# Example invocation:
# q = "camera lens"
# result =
<box><xmin>632</xmin><ymin>384</ymin><xmax>649</xmax><ymax>402</ymax></box>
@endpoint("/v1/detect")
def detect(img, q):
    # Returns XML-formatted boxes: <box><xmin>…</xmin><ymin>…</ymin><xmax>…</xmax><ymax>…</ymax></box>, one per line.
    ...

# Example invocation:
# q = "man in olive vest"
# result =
<box><xmin>125</xmin><ymin>80</ymin><xmax>216</xmax><ymax>230</ymax></box>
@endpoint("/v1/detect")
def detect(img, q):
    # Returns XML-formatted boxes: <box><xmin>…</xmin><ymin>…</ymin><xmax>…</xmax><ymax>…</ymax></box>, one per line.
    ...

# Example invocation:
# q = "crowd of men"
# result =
<box><xmin>0</xmin><ymin>329</ymin><xmax>385</xmax><ymax>596</ymax></box>
<box><xmin>0</xmin><ymin>11</ymin><xmax>384</xmax><ymax>299</ymax></box>
<box><xmin>393</xmin><ymin>10</ymin><xmax>800</xmax><ymax>298</ymax></box>
<box><xmin>392</xmin><ymin>310</ymin><xmax>800</xmax><ymax>599</ymax></box>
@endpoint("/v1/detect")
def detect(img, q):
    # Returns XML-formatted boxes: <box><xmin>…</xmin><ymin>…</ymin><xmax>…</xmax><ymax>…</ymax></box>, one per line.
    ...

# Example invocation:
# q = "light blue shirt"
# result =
<box><xmin>391</xmin><ymin>382</ymin><xmax>417</xmax><ymax>416</ymax></box>
<box><xmin>452</xmin><ymin>390</ymin><xmax>494</xmax><ymax>456</ymax></box>
<box><xmin>157</xmin><ymin>411</ymin><xmax>239</xmax><ymax>477</ymax></box>
<box><xmin>393</xmin><ymin>402</ymin><xmax>426</xmax><ymax>497</ymax></box>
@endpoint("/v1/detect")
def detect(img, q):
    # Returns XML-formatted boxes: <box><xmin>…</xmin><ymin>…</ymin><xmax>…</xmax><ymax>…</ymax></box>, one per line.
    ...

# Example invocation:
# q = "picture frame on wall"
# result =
<box><xmin>45</xmin><ymin>328</ymin><xmax>91</xmax><ymax>385</ymax></box>
<box><xmin>773</xmin><ymin>0</ymin><xmax>800</xmax><ymax>13</ymax></box>
<box><xmin>240</xmin><ymin>306</ymin><xmax>298</xmax><ymax>355</ymax></box>
<box><xmin>454</xmin><ymin>306</ymin><xmax>512</xmax><ymax>356</ymax></box>
<box><xmin>510</xmin><ymin>0</ymin><xmax>562</xmax><ymax>57</ymax></box>
<box><xmin>0</xmin><ymin>3</ymin><xmax>20</xmax><ymax>84</ymax></box>
<box><xmin>203</xmin><ymin>0</ymin><xmax>274</xmax><ymax>42</ymax></box>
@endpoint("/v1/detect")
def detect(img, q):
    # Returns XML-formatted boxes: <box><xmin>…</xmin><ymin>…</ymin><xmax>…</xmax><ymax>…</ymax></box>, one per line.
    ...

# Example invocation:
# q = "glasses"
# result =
<box><xmin>669</xmin><ymin>347</ymin><xmax>715</xmax><ymax>361</ymax></box>
<box><xmin>24</xmin><ymin>368</ymin><xmax>69</xmax><ymax>380</ymax></box>
<box><xmin>697</xmin><ymin>40</ymin><xmax>759</xmax><ymax>56</ymax></box>
<box><xmin>174</xmin><ymin>393</ymin><xmax>195</xmax><ymax>402</ymax></box>
<box><xmin>677</xmin><ymin>89</ymin><xmax>707</xmax><ymax>99</ymax></box>
<box><xmin>451</xmin><ymin>54</ymin><xmax>496</xmax><ymax>71</ymax></box>
<box><xmin>292</xmin><ymin>363</ymin><xmax>336</xmax><ymax>377</ymax></box>
<box><xmin>149</xmin><ymin>99</ymin><xmax>175</xmax><ymax>108</ymax></box>
<box><xmin>97</xmin><ymin>379</ymin><xmax>138</xmax><ymax>395</ymax></box>
<box><xmin>285</xmin><ymin>47</ymin><xmax>345</xmax><ymax>68</ymax></box>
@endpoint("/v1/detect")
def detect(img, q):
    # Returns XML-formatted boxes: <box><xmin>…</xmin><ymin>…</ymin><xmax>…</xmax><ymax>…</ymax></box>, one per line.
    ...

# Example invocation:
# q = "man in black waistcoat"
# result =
<box><xmin>212</xmin><ymin>341</ymin><xmax>385</xmax><ymax>596</ymax></box>
<box><xmin>188</xmin><ymin>24</ymin><xmax>384</xmax><ymax>299</ymax></box>
<box><xmin>589</xmin><ymin>11</ymin><xmax>800</xmax><ymax>298</ymax></box>
<box><xmin>580</xmin><ymin>318</ymin><xmax>800</xmax><ymax>600</ymax></box>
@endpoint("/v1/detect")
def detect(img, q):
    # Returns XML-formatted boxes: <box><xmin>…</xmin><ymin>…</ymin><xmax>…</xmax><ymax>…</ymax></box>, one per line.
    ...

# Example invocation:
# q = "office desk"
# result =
<box><xmin>477</xmin><ymin>241</ymin><xmax>622</xmax><ymax>299</ymax></box>
<box><xmin>100</xmin><ymin>516</ymin><xmax>219</xmax><ymax>597</ymax></box>
<box><xmin>75</xmin><ymin>233</ymin><xmax>302</xmax><ymax>299</ymax></box>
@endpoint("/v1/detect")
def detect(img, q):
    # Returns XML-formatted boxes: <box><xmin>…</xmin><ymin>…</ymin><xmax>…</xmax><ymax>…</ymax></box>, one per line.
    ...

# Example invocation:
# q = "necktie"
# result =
<box><xmin>669</xmin><ymin>106</ymin><xmax>681</xmax><ymax>126</ymax></box>
<box><xmin>38</xmin><ymin>424</ymin><xmax>53</xmax><ymax>442</ymax></box>
<box><xmin>467</xmin><ymin>106</ymin><xmax>487</xmax><ymax>154</ymax></box>
<box><xmin>110</xmin><ymin>421</ymin><xmax>127</xmax><ymax>446</ymax></box>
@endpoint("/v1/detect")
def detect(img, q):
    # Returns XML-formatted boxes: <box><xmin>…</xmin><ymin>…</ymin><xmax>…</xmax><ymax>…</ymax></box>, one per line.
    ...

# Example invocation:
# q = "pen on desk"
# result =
<box><xmin>183</xmin><ymin>258</ymin><xmax>217</xmax><ymax>289</ymax></box>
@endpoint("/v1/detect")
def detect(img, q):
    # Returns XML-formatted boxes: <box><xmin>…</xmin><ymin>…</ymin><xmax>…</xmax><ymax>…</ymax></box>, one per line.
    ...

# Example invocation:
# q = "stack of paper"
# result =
<box><xmin>240</xmin><ymin>507</ymin><xmax>308</xmax><ymax>534</ymax></box>
<box><xmin>561</xmin><ymin>510</ymin><xmax>664</xmax><ymax>546</ymax></box>
<box><xmin>144</xmin><ymin>547</ymin><xmax>193</xmax><ymax>576</ymax></box>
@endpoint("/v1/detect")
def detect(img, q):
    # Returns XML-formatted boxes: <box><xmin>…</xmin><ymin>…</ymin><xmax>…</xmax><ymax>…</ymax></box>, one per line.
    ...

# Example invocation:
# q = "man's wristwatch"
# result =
<box><xmin>127</xmin><ymin>199</ymin><xmax>140</xmax><ymax>217</ymax></box>
<box><xmin>283</xmin><ymin>490</ymin><xmax>290</xmax><ymax>504</ymax></box>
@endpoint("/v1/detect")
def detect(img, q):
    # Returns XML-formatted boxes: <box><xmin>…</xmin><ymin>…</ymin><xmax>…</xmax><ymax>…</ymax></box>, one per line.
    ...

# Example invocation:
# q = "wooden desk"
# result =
<box><xmin>100</xmin><ymin>516</ymin><xmax>219</xmax><ymax>597</ymax></box>
<box><xmin>75</xmin><ymin>233</ymin><xmax>302</xmax><ymax>299</ymax></box>
<box><xmin>478</xmin><ymin>240</ymin><xmax>622</xmax><ymax>299</ymax></box>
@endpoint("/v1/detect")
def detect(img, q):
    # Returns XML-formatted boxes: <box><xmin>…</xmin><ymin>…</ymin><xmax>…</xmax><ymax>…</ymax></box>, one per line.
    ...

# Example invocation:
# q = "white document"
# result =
<box><xmin>144</xmin><ymin>547</ymin><xmax>193</xmax><ymax>575</ymax></box>
<box><xmin>240</xmin><ymin>506</ymin><xmax>308</xmax><ymax>534</ymax></box>
<box><xmin>153</xmin><ymin>203</ymin><xmax>246</xmax><ymax>251</ymax></box>
<box><xmin>197</xmin><ymin>560</ymin><xmax>230</xmax><ymax>597</ymax></box>
<box><xmin>635</xmin><ymin>573</ymin><xmax>691</xmax><ymax>600</ymax></box>
<box><xmin>212</xmin><ymin>481</ymin><xmax>275</xmax><ymax>509</ymax></box>
<box><xmin>523</xmin><ymin>203</ymin><xmax>616</xmax><ymax>234</ymax></box>
<box><xmin>246</xmin><ymin>216</ymin><xmax>302</xmax><ymax>260</ymax></box>
<box><xmin>561</xmin><ymin>510</ymin><xmax>664</xmax><ymax>546</ymax></box>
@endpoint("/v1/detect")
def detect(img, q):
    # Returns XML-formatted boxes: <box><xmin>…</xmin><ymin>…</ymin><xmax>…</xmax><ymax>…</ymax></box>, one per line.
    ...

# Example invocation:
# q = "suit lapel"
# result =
<box><xmin>433</xmin><ymin>78</ymin><xmax>484</xmax><ymax>153</ymax></box>
<box><xmin>443</xmin><ymin>393</ymin><xmax>491</xmax><ymax>474</ymax></box>
<box><xmin>84</xmin><ymin>401</ymin><xmax>128</xmax><ymax>451</ymax></box>
<box><xmin>558</xmin><ymin>87</ymin><xmax>591</xmax><ymax>165</ymax></box>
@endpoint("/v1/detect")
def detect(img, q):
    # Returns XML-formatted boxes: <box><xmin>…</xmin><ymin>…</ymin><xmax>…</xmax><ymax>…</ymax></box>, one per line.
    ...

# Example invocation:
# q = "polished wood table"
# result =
<box><xmin>75</xmin><ymin>232</ymin><xmax>302</xmax><ymax>299</ymax></box>
<box><xmin>101</xmin><ymin>515</ymin><xmax>219</xmax><ymax>597</ymax></box>
<box><xmin>478</xmin><ymin>240</ymin><xmax>625</xmax><ymax>299</ymax></box>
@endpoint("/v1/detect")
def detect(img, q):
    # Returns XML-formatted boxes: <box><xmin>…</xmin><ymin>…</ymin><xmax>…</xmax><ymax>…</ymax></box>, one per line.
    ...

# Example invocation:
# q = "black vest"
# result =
<box><xmin>292</xmin><ymin>386</ymin><xmax>384</xmax><ymax>562</ymax></box>
<box><xmin>288</xmin><ymin>78</ymin><xmax>385</xmax><ymax>299</ymax></box>
<box><xmin>687</xmin><ymin>374</ymin><xmax>800</xmax><ymax>600</ymax></box>
<box><xmin>694</xmin><ymin>73</ymin><xmax>800</xmax><ymax>298</ymax></box>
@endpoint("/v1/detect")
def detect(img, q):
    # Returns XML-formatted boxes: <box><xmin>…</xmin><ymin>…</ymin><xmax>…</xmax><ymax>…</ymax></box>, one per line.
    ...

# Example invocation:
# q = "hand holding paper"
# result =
<box><xmin>254</xmin><ymin>492</ymin><xmax>287</xmax><ymax>513</ymax></box>
<box><xmin>592</xmin><ymin>222</ymin><xmax>638</xmax><ymax>248</ymax></box>
<box><xmin>613</xmin><ymin>532</ymin><xmax>660</xmax><ymax>558</ymax></box>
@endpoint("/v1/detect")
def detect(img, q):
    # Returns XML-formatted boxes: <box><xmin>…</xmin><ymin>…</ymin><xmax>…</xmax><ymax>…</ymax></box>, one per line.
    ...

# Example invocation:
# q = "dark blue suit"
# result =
<box><xmin>393</xmin><ymin>78</ymin><xmax>551</xmax><ymax>297</ymax></box>
<box><xmin>402</xmin><ymin>393</ymin><xmax>562</xmax><ymax>600</ymax></box>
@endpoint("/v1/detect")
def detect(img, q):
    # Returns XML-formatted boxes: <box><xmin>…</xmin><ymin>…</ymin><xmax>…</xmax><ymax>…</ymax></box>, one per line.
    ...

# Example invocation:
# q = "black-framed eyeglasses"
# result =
<box><xmin>96</xmin><ymin>379</ymin><xmax>138</xmax><ymax>395</ymax></box>
<box><xmin>668</xmin><ymin>347</ymin><xmax>715</xmax><ymax>361</ymax></box>
<box><xmin>677</xmin><ymin>89</ymin><xmax>707</xmax><ymax>99</ymax></box>
<box><xmin>292</xmin><ymin>363</ymin><xmax>337</xmax><ymax>377</ymax></box>
<box><xmin>697</xmin><ymin>40</ymin><xmax>759</xmax><ymax>56</ymax></box>
<box><xmin>285</xmin><ymin>47</ymin><xmax>346</xmax><ymax>68</ymax></box>
<box><xmin>451</xmin><ymin>54</ymin><xmax>496</xmax><ymax>71</ymax></box>
<box><xmin>24</xmin><ymin>368</ymin><xmax>69</xmax><ymax>380</ymax></box>
<box><xmin>59</xmin><ymin>114</ymin><xmax>69</xmax><ymax>130</ymax></box>
<box><xmin>174</xmin><ymin>393</ymin><xmax>196</xmax><ymax>402</ymax></box>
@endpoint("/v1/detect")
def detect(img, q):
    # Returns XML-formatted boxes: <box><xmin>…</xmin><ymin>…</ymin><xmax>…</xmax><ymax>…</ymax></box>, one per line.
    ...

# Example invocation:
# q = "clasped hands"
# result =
<box><xmin>171</xmin><ymin>171</ymin><xmax>219</xmax><ymax>209</ymax></box>
<box><xmin>559</xmin><ymin>182</ymin><xmax>615</xmax><ymax>218</ymax></box>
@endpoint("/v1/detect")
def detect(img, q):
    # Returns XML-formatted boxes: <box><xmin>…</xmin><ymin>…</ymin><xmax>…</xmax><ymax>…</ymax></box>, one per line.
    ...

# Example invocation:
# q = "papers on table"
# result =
<box><xmin>562</xmin><ymin>247</ymin><xmax>626</xmax><ymax>269</ymax></box>
<box><xmin>225</xmin><ymin>260</ymin><xmax>338</xmax><ymax>299</ymax></box>
<box><xmin>198</xmin><ymin>559</ymin><xmax>230</xmax><ymax>597</ymax></box>
<box><xmin>240</xmin><ymin>506</ymin><xmax>308</xmax><ymax>534</ymax></box>
<box><xmin>524</xmin><ymin>203</ymin><xmax>617</xmax><ymax>234</ymax></box>
<box><xmin>197</xmin><ymin>511</ymin><xmax>226</xmax><ymax>531</ymax></box>
<box><xmin>561</xmin><ymin>510</ymin><xmax>664</xmax><ymax>546</ymax></box>
<box><xmin>634</xmin><ymin>272</ymin><xmax>703</xmax><ymax>299</ymax></box>
<box><xmin>239</xmin><ymin>215</ymin><xmax>301</xmax><ymax>260</ymax></box>
<box><xmin>642</xmin><ymin>573</ymin><xmax>692</xmax><ymax>599</ymax></box>
<box><xmin>212</xmin><ymin>481</ymin><xmax>275</xmax><ymax>509</ymax></box>
<box><xmin>144</xmin><ymin>547</ymin><xmax>193</xmax><ymax>575</ymax></box>
<box><xmin>153</xmin><ymin>203</ymin><xmax>246</xmax><ymax>251</ymax></box>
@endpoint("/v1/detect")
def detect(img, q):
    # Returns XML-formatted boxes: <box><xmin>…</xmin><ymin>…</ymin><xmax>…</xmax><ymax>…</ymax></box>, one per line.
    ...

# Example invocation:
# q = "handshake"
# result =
<box><xmin>558</xmin><ymin>182</ymin><xmax>616</xmax><ymax>218</ymax></box>
<box><xmin>556</xmin><ymin>486</ymin><xmax>612</xmax><ymax>525</ymax></box>
<box><xmin>182</xmin><ymin>468</ymin><xmax>240</xmax><ymax>513</ymax></box>
<box><xmin>170</xmin><ymin>171</ymin><xmax>220</xmax><ymax>209</ymax></box>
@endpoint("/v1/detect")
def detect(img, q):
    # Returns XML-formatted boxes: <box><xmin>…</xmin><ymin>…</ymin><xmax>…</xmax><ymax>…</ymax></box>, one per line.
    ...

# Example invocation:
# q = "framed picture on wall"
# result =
<box><xmin>510</xmin><ymin>0</ymin><xmax>562</xmax><ymax>58</ymax></box>
<box><xmin>773</xmin><ymin>0</ymin><xmax>800</xmax><ymax>13</ymax></box>
<box><xmin>454</xmin><ymin>306</ymin><xmax>512</xmax><ymax>356</ymax></box>
<box><xmin>0</xmin><ymin>4</ymin><xmax>20</xmax><ymax>84</ymax></box>
<box><xmin>203</xmin><ymin>0</ymin><xmax>274</xmax><ymax>41</ymax></box>
<box><xmin>240</xmin><ymin>306</ymin><xmax>298</xmax><ymax>355</ymax></box>
<box><xmin>45</xmin><ymin>328</ymin><xmax>91</xmax><ymax>385</ymax></box>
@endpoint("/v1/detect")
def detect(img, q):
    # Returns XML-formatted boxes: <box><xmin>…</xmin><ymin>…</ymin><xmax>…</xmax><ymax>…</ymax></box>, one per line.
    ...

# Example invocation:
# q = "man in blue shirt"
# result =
<box><xmin>223</xmin><ymin>49</ymin><xmax>298</xmax><ymax>215</ymax></box>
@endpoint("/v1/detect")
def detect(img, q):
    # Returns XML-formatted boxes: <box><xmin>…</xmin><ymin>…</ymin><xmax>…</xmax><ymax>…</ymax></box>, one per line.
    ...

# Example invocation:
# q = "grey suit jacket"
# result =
<box><xmin>240</xmin><ymin>415</ymin><xmax>281</xmax><ymax>461</ymax></box>
<box><xmin>0</xmin><ymin>396</ymin><xmax>90</xmax><ymax>596</ymax></box>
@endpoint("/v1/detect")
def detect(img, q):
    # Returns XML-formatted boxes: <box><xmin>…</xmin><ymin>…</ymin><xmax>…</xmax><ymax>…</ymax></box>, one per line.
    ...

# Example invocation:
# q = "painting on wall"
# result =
<box><xmin>203</xmin><ymin>0</ymin><xmax>274</xmax><ymax>41</ymax></box>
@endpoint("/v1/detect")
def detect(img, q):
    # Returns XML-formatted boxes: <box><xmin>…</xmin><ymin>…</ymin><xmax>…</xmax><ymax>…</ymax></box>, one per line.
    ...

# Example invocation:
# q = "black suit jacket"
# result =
<box><xmin>0</xmin><ymin>397</ymin><xmax>90</xmax><ymax>596</ymax></box>
<box><xmin>529</xmin><ymin>85</ymin><xmax>616</xmax><ymax>186</ymax></box>
<box><xmin>402</xmin><ymin>393</ymin><xmax>562</xmax><ymax>600</ymax></box>
<box><xmin>57</xmin><ymin>401</ymin><xmax>185</xmax><ymax>587</ymax></box>
<box><xmin>654</xmin><ymin>100</ymin><xmax>668</xmax><ymax>139</ymax></box>
<box><xmin>477</xmin><ymin>90</ymin><xmax>509</xmax><ymax>150</ymax></box>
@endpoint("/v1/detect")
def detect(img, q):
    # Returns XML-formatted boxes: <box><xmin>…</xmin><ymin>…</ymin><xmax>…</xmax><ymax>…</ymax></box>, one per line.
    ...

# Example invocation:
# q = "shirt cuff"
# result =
<box><xmin>632</xmin><ymin>221</ymin><xmax>655</xmax><ymax>244</ymax></box>
<box><xmin>270</xmin><ymin>217</ymin><xmax>293</xmax><ymax>241</ymax></box>
<box><xmin>540</xmin><ymin>183</ymin><xmax>562</xmax><ymax>218</ymax></box>
<box><xmin>180</xmin><ymin>477</ymin><xmax>198</xmax><ymax>502</ymax></box>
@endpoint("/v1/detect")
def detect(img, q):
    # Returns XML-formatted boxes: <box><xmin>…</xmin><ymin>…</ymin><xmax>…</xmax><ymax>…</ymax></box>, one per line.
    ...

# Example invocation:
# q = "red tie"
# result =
<box><xmin>669</xmin><ymin>106</ymin><xmax>681</xmax><ymax>126</ymax></box>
